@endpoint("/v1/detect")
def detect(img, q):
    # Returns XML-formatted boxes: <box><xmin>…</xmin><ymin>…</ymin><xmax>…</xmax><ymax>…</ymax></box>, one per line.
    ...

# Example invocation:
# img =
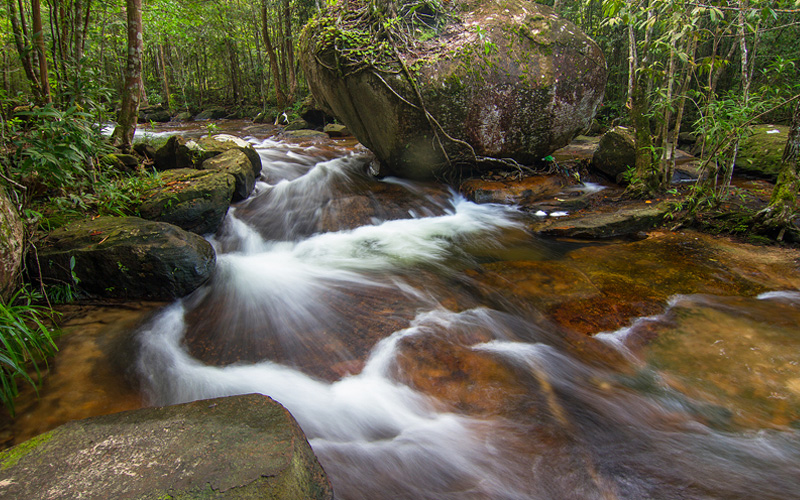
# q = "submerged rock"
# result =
<box><xmin>0</xmin><ymin>186</ymin><xmax>23</xmax><ymax>300</ymax></box>
<box><xmin>139</xmin><ymin>169</ymin><xmax>235</xmax><ymax>234</ymax></box>
<box><xmin>460</xmin><ymin>175</ymin><xmax>563</xmax><ymax>205</ymax></box>
<box><xmin>33</xmin><ymin>216</ymin><xmax>215</xmax><ymax>300</ymax></box>
<box><xmin>300</xmin><ymin>0</ymin><xmax>606</xmax><ymax>179</ymax></box>
<box><xmin>0</xmin><ymin>394</ymin><xmax>334</xmax><ymax>500</ymax></box>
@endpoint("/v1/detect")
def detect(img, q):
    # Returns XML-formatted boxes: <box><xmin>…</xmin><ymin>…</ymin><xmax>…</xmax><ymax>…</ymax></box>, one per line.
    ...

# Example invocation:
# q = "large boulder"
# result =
<box><xmin>0</xmin><ymin>186</ymin><xmax>24</xmax><ymax>301</ymax></box>
<box><xmin>195</xmin><ymin>107</ymin><xmax>229</xmax><ymax>120</ymax></box>
<box><xmin>153</xmin><ymin>135</ymin><xmax>217</xmax><ymax>171</ymax></box>
<box><xmin>300</xmin><ymin>0</ymin><xmax>607</xmax><ymax>179</ymax></box>
<box><xmin>735</xmin><ymin>125</ymin><xmax>788</xmax><ymax>180</ymax></box>
<box><xmin>138</xmin><ymin>169</ymin><xmax>236</xmax><ymax>234</ymax></box>
<box><xmin>591</xmin><ymin>126</ymin><xmax>636</xmax><ymax>182</ymax></box>
<box><xmin>33</xmin><ymin>216</ymin><xmax>215</xmax><ymax>300</ymax></box>
<box><xmin>0</xmin><ymin>394</ymin><xmax>334</xmax><ymax>500</ymax></box>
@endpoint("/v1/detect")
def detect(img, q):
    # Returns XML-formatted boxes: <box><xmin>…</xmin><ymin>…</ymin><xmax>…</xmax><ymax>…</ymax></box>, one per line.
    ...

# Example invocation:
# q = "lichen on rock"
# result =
<box><xmin>300</xmin><ymin>0</ymin><xmax>607</xmax><ymax>180</ymax></box>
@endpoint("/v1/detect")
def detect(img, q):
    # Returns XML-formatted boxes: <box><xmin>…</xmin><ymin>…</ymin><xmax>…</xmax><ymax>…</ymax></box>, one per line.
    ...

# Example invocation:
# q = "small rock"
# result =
<box><xmin>460</xmin><ymin>176</ymin><xmax>564</xmax><ymax>205</ymax></box>
<box><xmin>195</xmin><ymin>107</ymin><xmax>228</xmax><ymax>120</ymax></box>
<box><xmin>591</xmin><ymin>126</ymin><xmax>636</xmax><ymax>183</ymax></box>
<box><xmin>285</xmin><ymin>118</ymin><xmax>311</xmax><ymax>131</ymax></box>
<box><xmin>323</xmin><ymin>123</ymin><xmax>351</xmax><ymax>137</ymax></box>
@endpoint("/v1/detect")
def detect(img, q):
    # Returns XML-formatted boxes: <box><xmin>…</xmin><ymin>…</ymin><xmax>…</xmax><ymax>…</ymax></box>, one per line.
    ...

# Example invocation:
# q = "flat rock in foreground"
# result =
<box><xmin>0</xmin><ymin>394</ymin><xmax>334</xmax><ymax>500</ymax></box>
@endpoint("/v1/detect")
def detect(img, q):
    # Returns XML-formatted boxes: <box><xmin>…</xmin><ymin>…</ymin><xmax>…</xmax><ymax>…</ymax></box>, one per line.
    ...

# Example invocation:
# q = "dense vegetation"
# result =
<box><xmin>0</xmin><ymin>0</ymin><xmax>799</xmax><ymax>412</ymax></box>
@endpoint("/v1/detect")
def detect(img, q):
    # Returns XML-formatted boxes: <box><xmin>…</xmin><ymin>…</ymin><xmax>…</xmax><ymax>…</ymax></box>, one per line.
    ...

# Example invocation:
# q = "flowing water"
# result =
<box><xmin>10</xmin><ymin>128</ymin><xmax>800</xmax><ymax>498</ymax></box>
<box><xmin>125</xmin><ymin>134</ymin><xmax>800</xmax><ymax>499</ymax></box>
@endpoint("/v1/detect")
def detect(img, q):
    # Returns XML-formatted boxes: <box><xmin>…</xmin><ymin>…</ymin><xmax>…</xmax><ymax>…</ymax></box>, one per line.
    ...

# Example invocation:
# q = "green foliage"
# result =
<box><xmin>0</xmin><ymin>287</ymin><xmax>59</xmax><ymax>416</ymax></box>
<box><xmin>7</xmin><ymin>105</ymin><xmax>111</xmax><ymax>192</ymax></box>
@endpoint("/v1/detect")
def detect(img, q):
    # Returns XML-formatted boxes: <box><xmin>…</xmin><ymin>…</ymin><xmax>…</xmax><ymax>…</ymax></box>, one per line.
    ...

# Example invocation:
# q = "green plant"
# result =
<box><xmin>0</xmin><ymin>288</ymin><xmax>60</xmax><ymax>415</ymax></box>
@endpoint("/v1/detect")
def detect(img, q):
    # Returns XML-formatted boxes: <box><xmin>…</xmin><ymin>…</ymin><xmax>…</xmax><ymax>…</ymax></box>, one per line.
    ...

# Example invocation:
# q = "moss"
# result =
<box><xmin>0</xmin><ymin>431</ymin><xmax>54</xmax><ymax>470</ymax></box>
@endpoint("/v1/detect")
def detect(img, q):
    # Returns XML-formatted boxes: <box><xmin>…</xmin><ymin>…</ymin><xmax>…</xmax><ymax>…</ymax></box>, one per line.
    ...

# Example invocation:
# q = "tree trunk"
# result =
<box><xmin>759</xmin><ymin>98</ymin><xmax>800</xmax><ymax>239</ymax></box>
<box><xmin>283</xmin><ymin>0</ymin><xmax>296</xmax><ymax>101</ymax></box>
<box><xmin>112</xmin><ymin>0</ymin><xmax>143</xmax><ymax>153</ymax></box>
<box><xmin>158</xmin><ymin>43</ymin><xmax>170</xmax><ymax>109</ymax></box>
<box><xmin>261</xmin><ymin>0</ymin><xmax>286</xmax><ymax>108</ymax></box>
<box><xmin>32</xmin><ymin>0</ymin><xmax>52</xmax><ymax>103</ymax></box>
<box><xmin>8</xmin><ymin>0</ymin><xmax>42</xmax><ymax>100</ymax></box>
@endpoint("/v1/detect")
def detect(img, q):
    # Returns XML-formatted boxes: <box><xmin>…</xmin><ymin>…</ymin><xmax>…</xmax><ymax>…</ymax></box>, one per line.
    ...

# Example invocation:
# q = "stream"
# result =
<box><xmin>10</xmin><ymin>125</ymin><xmax>800</xmax><ymax>499</ymax></box>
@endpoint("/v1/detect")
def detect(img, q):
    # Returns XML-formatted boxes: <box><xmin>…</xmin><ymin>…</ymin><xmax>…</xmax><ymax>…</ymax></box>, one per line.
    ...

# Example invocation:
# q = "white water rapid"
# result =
<box><xmin>134</xmin><ymin>137</ymin><xmax>800</xmax><ymax>500</ymax></box>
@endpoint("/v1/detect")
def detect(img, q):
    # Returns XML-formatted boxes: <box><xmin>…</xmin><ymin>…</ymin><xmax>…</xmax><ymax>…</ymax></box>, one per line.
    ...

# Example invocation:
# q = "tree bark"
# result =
<box><xmin>8</xmin><ymin>0</ymin><xmax>42</xmax><ymax>100</ymax></box>
<box><xmin>158</xmin><ymin>43</ymin><xmax>170</xmax><ymax>109</ymax></box>
<box><xmin>112</xmin><ymin>0</ymin><xmax>143</xmax><ymax>152</ymax></box>
<box><xmin>31</xmin><ymin>0</ymin><xmax>52</xmax><ymax>103</ymax></box>
<box><xmin>760</xmin><ymin>98</ymin><xmax>800</xmax><ymax>239</ymax></box>
<box><xmin>261</xmin><ymin>0</ymin><xmax>286</xmax><ymax>108</ymax></box>
<box><xmin>283</xmin><ymin>0</ymin><xmax>296</xmax><ymax>101</ymax></box>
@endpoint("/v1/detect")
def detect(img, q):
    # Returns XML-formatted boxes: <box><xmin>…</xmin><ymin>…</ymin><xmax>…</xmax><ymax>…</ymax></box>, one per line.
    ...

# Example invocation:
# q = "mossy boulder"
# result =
<box><xmin>200</xmin><ymin>150</ymin><xmax>255</xmax><ymax>201</ymax></box>
<box><xmin>0</xmin><ymin>394</ymin><xmax>334</xmax><ymax>500</ymax></box>
<box><xmin>0</xmin><ymin>186</ymin><xmax>23</xmax><ymax>301</ymax></box>
<box><xmin>33</xmin><ymin>216</ymin><xmax>215</xmax><ymax>300</ymax></box>
<box><xmin>591</xmin><ymin>126</ymin><xmax>636</xmax><ymax>183</ymax></box>
<box><xmin>196</xmin><ymin>134</ymin><xmax>263</xmax><ymax>180</ymax></box>
<box><xmin>734</xmin><ymin>125</ymin><xmax>788</xmax><ymax>180</ymax></box>
<box><xmin>139</xmin><ymin>169</ymin><xmax>236</xmax><ymax>235</ymax></box>
<box><xmin>300</xmin><ymin>0</ymin><xmax>606</xmax><ymax>179</ymax></box>
<box><xmin>139</xmin><ymin>105</ymin><xmax>171</xmax><ymax>123</ymax></box>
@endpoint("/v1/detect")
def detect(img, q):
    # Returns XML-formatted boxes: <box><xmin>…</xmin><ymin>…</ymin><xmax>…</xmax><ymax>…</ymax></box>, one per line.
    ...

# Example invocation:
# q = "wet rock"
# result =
<box><xmin>200</xmin><ymin>149</ymin><xmax>255</xmax><ymax>201</ymax></box>
<box><xmin>33</xmin><ymin>216</ymin><xmax>215</xmax><ymax>300</ymax></box>
<box><xmin>0</xmin><ymin>394</ymin><xmax>334</xmax><ymax>500</ymax></box>
<box><xmin>591</xmin><ymin>126</ymin><xmax>636</xmax><ymax>182</ymax></box>
<box><xmin>0</xmin><ymin>186</ymin><xmax>23</xmax><ymax>300</ymax></box>
<box><xmin>196</xmin><ymin>134</ymin><xmax>263</xmax><ymax>179</ymax></box>
<box><xmin>285</xmin><ymin>118</ymin><xmax>311</xmax><ymax>131</ymax></box>
<box><xmin>734</xmin><ymin>125</ymin><xmax>788</xmax><ymax>180</ymax></box>
<box><xmin>281</xmin><ymin>129</ymin><xmax>330</xmax><ymax>140</ymax></box>
<box><xmin>300</xmin><ymin>0</ymin><xmax>607</xmax><ymax>179</ymax></box>
<box><xmin>460</xmin><ymin>175</ymin><xmax>563</xmax><ymax>205</ymax></box>
<box><xmin>139</xmin><ymin>169</ymin><xmax>235</xmax><ymax>234</ymax></box>
<box><xmin>323</xmin><ymin>123</ymin><xmax>351</xmax><ymax>137</ymax></box>
<box><xmin>133</xmin><ymin>142</ymin><xmax>156</xmax><ymax>160</ymax></box>
<box><xmin>533</xmin><ymin>202</ymin><xmax>669</xmax><ymax>239</ymax></box>
<box><xmin>195</xmin><ymin>107</ymin><xmax>228</xmax><ymax>120</ymax></box>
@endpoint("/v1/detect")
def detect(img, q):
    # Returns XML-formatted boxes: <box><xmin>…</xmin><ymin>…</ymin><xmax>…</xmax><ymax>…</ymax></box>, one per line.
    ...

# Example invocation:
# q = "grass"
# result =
<box><xmin>0</xmin><ymin>288</ymin><xmax>60</xmax><ymax>416</ymax></box>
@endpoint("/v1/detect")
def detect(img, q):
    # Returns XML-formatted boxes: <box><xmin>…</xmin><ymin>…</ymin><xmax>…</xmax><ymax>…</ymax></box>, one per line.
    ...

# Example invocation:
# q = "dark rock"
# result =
<box><xmin>300</xmin><ymin>0</ymin><xmax>607</xmax><ymax>179</ymax></box>
<box><xmin>0</xmin><ymin>394</ymin><xmax>334</xmax><ymax>500</ymax></box>
<box><xmin>133</xmin><ymin>142</ymin><xmax>156</xmax><ymax>160</ymax></box>
<box><xmin>460</xmin><ymin>176</ymin><xmax>563</xmax><ymax>205</ymax></box>
<box><xmin>33</xmin><ymin>216</ymin><xmax>215</xmax><ymax>300</ymax></box>
<box><xmin>323</xmin><ymin>123</ymin><xmax>351</xmax><ymax>137</ymax></box>
<box><xmin>0</xmin><ymin>186</ymin><xmax>23</xmax><ymax>300</ymax></box>
<box><xmin>298</xmin><ymin>94</ymin><xmax>332</xmax><ymax>127</ymax></box>
<box><xmin>200</xmin><ymin>150</ymin><xmax>255</xmax><ymax>201</ymax></box>
<box><xmin>533</xmin><ymin>202</ymin><xmax>669</xmax><ymax>239</ymax></box>
<box><xmin>153</xmin><ymin>135</ymin><xmax>216</xmax><ymax>171</ymax></box>
<box><xmin>734</xmin><ymin>125</ymin><xmax>788</xmax><ymax>180</ymax></box>
<box><xmin>139</xmin><ymin>169</ymin><xmax>235</xmax><ymax>234</ymax></box>
<box><xmin>195</xmin><ymin>107</ymin><xmax>229</xmax><ymax>120</ymax></box>
<box><xmin>591</xmin><ymin>126</ymin><xmax>636</xmax><ymax>182</ymax></box>
<box><xmin>196</xmin><ymin>134</ymin><xmax>262</xmax><ymax>179</ymax></box>
<box><xmin>139</xmin><ymin>106</ymin><xmax>171</xmax><ymax>123</ymax></box>
<box><xmin>254</xmin><ymin>110</ymin><xmax>277</xmax><ymax>124</ymax></box>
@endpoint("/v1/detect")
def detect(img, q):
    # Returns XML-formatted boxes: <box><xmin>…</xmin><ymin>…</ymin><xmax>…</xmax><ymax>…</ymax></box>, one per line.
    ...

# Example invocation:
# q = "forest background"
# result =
<box><xmin>0</xmin><ymin>0</ymin><xmax>799</xmax><ymax>412</ymax></box>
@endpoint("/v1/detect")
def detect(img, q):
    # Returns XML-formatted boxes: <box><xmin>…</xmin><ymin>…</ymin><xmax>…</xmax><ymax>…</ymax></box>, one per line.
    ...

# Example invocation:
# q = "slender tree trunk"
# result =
<box><xmin>668</xmin><ymin>34</ymin><xmax>697</xmax><ymax>182</ymax></box>
<box><xmin>8</xmin><ymin>0</ymin><xmax>42</xmax><ymax>99</ymax></box>
<box><xmin>158</xmin><ymin>43</ymin><xmax>170</xmax><ymax>109</ymax></box>
<box><xmin>112</xmin><ymin>0</ymin><xmax>143</xmax><ymax>152</ymax></box>
<box><xmin>261</xmin><ymin>0</ymin><xmax>286</xmax><ymax>108</ymax></box>
<box><xmin>283</xmin><ymin>0</ymin><xmax>296</xmax><ymax>101</ymax></box>
<box><xmin>32</xmin><ymin>0</ymin><xmax>52</xmax><ymax>103</ymax></box>
<box><xmin>659</xmin><ymin>46</ymin><xmax>676</xmax><ymax>186</ymax></box>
